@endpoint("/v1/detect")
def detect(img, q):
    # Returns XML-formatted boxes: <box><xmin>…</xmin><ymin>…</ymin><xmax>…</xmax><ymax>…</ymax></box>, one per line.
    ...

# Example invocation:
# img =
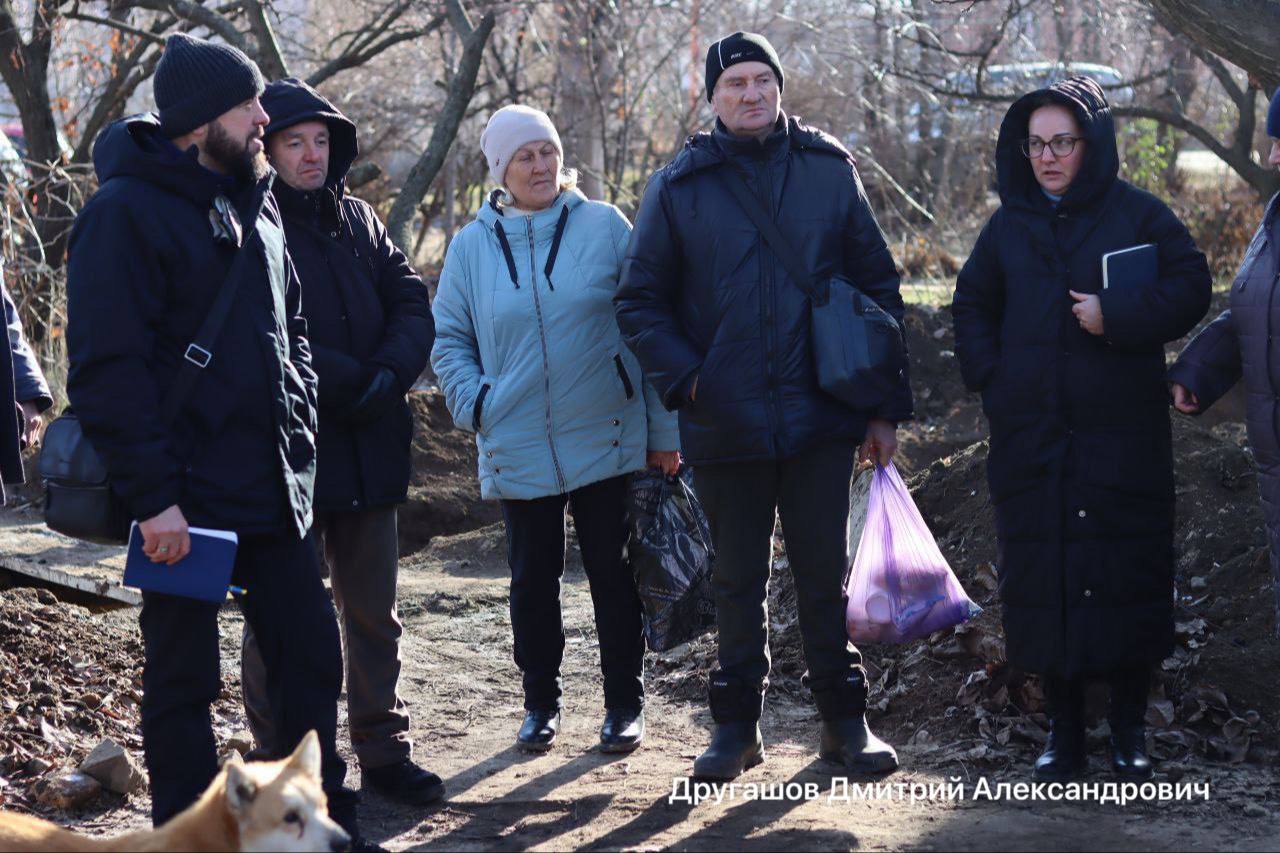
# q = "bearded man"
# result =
<box><xmin>65</xmin><ymin>33</ymin><xmax>363</xmax><ymax>842</ymax></box>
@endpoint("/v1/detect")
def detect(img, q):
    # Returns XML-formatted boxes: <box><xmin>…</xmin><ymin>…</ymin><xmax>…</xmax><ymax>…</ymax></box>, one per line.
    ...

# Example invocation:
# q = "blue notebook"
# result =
<box><xmin>1102</xmin><ymin>243</ymin><xmax>1157</xmax><ymax>290</ymax></box>
<box><xmin>123</xmin><ymin>523</ymin><xmax>239</xmax><ymax>603</ymax></box>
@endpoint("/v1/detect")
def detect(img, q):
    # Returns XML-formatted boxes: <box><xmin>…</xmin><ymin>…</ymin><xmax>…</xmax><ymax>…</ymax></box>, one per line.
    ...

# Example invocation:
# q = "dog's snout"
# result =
<box><xmin>330</xmin><ymin>829</ymin><xmax>352</xmax><ymax>852</ymax></box>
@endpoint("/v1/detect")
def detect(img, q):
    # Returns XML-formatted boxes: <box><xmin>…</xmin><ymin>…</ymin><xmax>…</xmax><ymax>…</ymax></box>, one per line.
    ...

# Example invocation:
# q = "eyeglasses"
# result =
<box><xmin>1022</xmin><ymin>135</ymin><xmax>1082</xmax><ymax>158</ymax></box>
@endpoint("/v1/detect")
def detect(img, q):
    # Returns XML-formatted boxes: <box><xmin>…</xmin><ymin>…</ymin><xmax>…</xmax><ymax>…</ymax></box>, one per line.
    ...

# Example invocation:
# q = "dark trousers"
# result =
<box><xmin>1044</xmin><ymin>667</ymin><xmax>1151</xmax><ymax>729</ymax></box>
<box><xmin>140</xmin><ymin>530</ymin><xmax>346</xmax><ymax>826</ymax></box>
<box><xmin>693</xmin><ymin>441</ymin><xmax>863</xmax><ymax>690</ymax></box>
<box><xmin>500</xmin><ymin>474</ymin><xmax>644</xmax><ymax>712</ymax></box>
<box><xmin>242</xmin><ymin>507</ymin><xmax>411</xmax><ymax>769</ymax></box>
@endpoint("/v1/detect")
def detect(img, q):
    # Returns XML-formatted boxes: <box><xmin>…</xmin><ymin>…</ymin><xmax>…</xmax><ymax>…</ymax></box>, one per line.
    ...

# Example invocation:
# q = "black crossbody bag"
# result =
<box><xmin>40</xmin><ymin>192</ymin><xmax>267</xmax><ymax>545</ymax></box>
<box><xmin>716</xmin><ymin>171</ymin><xmax>907</xmax><ymax>411</ymax></box>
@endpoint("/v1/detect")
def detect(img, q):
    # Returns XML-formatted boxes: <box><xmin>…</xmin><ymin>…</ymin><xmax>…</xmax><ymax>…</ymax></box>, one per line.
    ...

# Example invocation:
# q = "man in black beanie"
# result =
<box><xmin>65</xmin><ymin>33</ymin><xmax>361</xmax><ymax>842</ymax></box>
<box><xmin>617</xmin><ymin>31</ymin><xmax>910</xmax><ymax>780</ymax></box>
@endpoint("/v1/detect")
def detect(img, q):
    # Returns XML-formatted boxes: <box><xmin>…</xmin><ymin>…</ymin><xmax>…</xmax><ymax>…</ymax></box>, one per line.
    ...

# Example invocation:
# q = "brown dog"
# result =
<box><xmin>0</xmin><ymin>731</ymin><xmax>349</xmax><ymax>852</ymax></box>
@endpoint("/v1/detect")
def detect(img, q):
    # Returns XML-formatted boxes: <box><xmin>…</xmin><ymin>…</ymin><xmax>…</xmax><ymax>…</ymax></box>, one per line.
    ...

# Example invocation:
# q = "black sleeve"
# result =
<box><xmin>843</xmin><ymin>167</ymin><xmax>914</xmax><ymax>423</ymax></box>
<box><xmin>614</xmin><ymin>172</ymin><xmax>705</xmax><ymax>410</ymax></box>
<box><xmin>65</xmin><ymin>199</ymin><xmax>184</xmax><ymax>522</ymax></box>
<box><xmin>362</xmin><ymin>202</ymin><xmax>434</xmax><ymax>392</ymax></box>
<box><xmin>951</xmin><ymin>215</ymin><xmax>1006</xmax><ymax>392</ymax></box>
<box><xmin>1098</xmin><ymin>196</ymin><xmax>1212</xmax><ymax>349</ymax></box>
<box><xmin>1168</xmin><ymin>309</ymin><xmax>1242</xmax><ymax>411</ymax></box>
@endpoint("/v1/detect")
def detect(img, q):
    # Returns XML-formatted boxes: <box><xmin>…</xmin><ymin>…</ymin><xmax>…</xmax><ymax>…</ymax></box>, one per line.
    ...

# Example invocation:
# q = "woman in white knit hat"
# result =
<box><xmin>431</xmin><ymin>105</ymin><xmax>680</xmax><ymax>752</ymax></box>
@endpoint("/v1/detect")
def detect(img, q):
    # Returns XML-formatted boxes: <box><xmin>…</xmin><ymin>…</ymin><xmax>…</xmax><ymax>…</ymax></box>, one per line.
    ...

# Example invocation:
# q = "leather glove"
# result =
<box><xmin>347</xmin><ymin>367</ymin><xmax>402</xmax><ymax>425</ymax></box>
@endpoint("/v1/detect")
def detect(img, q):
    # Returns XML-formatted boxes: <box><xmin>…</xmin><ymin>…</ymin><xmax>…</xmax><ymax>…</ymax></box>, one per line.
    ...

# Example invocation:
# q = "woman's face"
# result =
<box><xmin>504</xmin><ymin>140</ymin><xmax>561</xmax><ymax>211</ymax></box>
<box><xmin>1027</xmin><ymin>104</ymin><xmax>1086</xmax><ymax>196</ymax></box>
<box><xmin>1269</xmin><ymin>139</ymin><xmax>1280</xmax><ymax>169</ymax></box>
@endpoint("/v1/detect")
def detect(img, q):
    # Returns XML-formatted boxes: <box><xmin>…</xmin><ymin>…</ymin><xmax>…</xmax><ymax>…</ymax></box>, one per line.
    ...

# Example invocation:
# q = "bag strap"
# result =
<box><xmin>158</xmin><ymin>184</ymin><xmax>271</xmax><ymax>426</ymax></box>
<box><xmin>715</xmin><ymin>169</ymin><xmax>826</xmax><ymax>304</ymax></box>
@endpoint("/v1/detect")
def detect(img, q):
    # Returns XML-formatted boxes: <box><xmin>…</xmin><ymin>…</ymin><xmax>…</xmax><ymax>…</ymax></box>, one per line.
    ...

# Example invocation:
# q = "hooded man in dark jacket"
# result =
<box><xmin>2</xmin><ymin>276</ymin><xmax>53</xmax><ymax>501</ymax></box>
<box><xmin>615</xmin><ymin>32</ymin><xmax>912</xmax><ymax>780</ymax></box>
<box><xmin>951</xmin><ymin>77</ymin><xmax>1210</xmax><ymax>782</ymax></box>
<box><xmin>65</xmin><ymin>34</ymin><xmax>358</xmax><ymax>839</ymax></box>
<box><xmin>239</xmin><ymin>77</ymin><xmax>441</xmax><ymax>805</ymax></box>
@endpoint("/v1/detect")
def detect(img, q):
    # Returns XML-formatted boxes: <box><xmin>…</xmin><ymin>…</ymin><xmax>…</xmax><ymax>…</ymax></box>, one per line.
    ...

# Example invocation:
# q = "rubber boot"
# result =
<box><xmin>1034</xmin><ymin>675</ymin><xmax>1086</xmax><ymax>782</ymax></box>
<box><xmin>692</xmin><ymin>675</ymin><xmax>764</xmax><ymax>781</ymax></box>
<box><xmin>1109</xmin><ymin>668</ymin><xmax>1154</xmax><ymax>780</ymax></box>
<box><xmin>810</xmin><ymin>670</ymin><xmax>898</xmax><ymax>774</ymax></box>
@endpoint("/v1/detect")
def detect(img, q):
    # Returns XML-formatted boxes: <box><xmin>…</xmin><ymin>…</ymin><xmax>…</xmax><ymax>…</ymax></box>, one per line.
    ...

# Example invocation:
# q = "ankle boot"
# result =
<box><xmin>692</xmin><ymin>675</ymin><xmax>765</xmax><ymax>781</ymax></box>
<box><xmin>1034</xmin><ymin>675</ymin><xmax>1086</xmax><ymax>782</ymax></box>
<box><xmin>1109</xmin><ymin>668</ymin><xmax>1154</xmax><ymax>780</ymax></box>
<box><xmin>810</xmin><ymin>670</ymin><xmax>898</xmax><ymax>774</ymax></box>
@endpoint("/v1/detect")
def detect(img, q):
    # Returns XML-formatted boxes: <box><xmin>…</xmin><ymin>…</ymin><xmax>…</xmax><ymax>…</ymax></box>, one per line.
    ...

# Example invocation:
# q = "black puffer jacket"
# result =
<box><xmin>615</xmin><ymin>115</ymin><xmax>912</xmax><ymax>465</ymax></box>
<box><xmin>262</xmin><ymin>79</ymin><xmax>433</xmax><ymax>512</ymax></box>
<box><xmin>66</xmin><ymin>115</ymin><xmax>319</xmax><ymax>536</ymax></box>
<box><xmin>951</xmin><ymin>77</ymin><xmax>1211</xmax><ymax>677</ymax></box>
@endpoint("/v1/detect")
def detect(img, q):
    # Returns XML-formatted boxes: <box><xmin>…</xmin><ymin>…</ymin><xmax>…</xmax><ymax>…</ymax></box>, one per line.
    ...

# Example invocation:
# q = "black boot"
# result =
<box><xmin>810</xmin><ymin>670</ymin><xmax>898</xmax><ymax>774</ymax></box>
<box><xmin>692</xmin><ymin>675</ymin><xmax>764</xmax><ymax>780</ymax></box>
<box><xmin>517</xmin><ymin>709</ymin><xmax>560</xmax><ymax>752</ymax></box>
<box><xmin>600</xmin><ymin>708</ymin><xmax>644</xmax><ymax>754</ymax></box>
<box><xmin>1034</xmin><ymin>675</ymin><xmax>1086</xmax><ymax>782</ymax></box>
<box><xmin>362</xmin><ymin>758</ymin><xmax>446</xmax><ymax>805</ymax></box>
<box><xmin>1109</xmin><ymin>668</ymin><xmax>1154</xmax><ymax>780</ymax></box>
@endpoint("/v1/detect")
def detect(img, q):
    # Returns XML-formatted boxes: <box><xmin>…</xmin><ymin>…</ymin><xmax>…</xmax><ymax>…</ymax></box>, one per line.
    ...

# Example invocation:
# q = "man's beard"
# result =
<box><xmin>206</xmin><ymin>120</ymin><xmax>269</xmax><ymax>184</ymax></box>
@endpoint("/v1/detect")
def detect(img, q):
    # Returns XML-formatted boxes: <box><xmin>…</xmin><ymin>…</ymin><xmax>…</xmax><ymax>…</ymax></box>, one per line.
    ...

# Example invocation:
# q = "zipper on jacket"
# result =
<box><xmin>613</xmin><ymin>354</ymin><xmax>636</xmax><ymax>399</ymax></box>
<box><xmin>526</xmin><ymin>215</ymin><xmax>568</xmax><ymax>493</ymax></box>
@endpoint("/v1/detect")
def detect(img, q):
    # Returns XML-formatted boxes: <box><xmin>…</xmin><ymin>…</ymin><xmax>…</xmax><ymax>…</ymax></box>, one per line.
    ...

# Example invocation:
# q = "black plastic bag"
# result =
<box><xmin>627</xmin><ymin>468</ymin><xmax>716</xmax><ymax>652</ymax></box>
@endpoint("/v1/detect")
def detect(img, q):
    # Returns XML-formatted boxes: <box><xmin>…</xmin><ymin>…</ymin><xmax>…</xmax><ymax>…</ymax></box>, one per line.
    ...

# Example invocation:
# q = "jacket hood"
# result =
<box><xmin>92</xmin><ymin>113</ymin><xmax>239</xmax><ymax>203</ymax></box>
<box><xmin>474</xmin><ymin>186</ymin><xmax>587</xmax><ymax>235</ymax></box>
<box><xmin>262</xmin><ymin>77</ymin><xmax>359</xmax><ymax>188</ymax></box>
<box><xmin>667</xmin><ymin>114</ymin><xmax>853</xmax><ymax>181</ymax></box>
<box><xmin>995</xmin><ymin>75</ymin><xmax>1119</xmax><ymax>212</ymax></box>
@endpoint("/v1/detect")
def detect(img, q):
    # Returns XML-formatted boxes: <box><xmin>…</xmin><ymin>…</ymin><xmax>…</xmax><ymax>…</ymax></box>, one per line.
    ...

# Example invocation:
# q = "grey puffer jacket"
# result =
<box><xmin>1169</xmin><ymin>191</ymin><xmax>1280</xmax><ymax>631</ymax></box>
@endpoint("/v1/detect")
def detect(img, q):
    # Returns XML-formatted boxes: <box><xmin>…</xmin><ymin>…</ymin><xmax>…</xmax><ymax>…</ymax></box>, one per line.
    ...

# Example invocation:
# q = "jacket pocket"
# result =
<box><xmin>473</xmin><ymin>382</ymin><xmax>492</xmax><ymax>431</ymax></box>
<box><xmin>613</xmin><ymin>354</ymin><xmax>636</xmax><ymax>400</ymax></box>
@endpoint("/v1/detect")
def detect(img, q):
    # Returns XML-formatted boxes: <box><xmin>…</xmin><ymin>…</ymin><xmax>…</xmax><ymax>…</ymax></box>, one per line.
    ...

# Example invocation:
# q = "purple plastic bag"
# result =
<box><xmin>845</xmin><ymin>461</ymin><xmax>980</xmax><ymax>644</ymax></box>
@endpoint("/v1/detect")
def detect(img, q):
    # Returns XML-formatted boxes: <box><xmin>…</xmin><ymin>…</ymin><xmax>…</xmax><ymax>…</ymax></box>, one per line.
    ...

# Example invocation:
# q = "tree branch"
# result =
<box><xmin>386</xmin><ymin>0</ymin><xmax>496</xmax><ymax>252</ymax></box>
<box><xmin>241</xmin><ymin>0</ymin><xmax>287</xmax><ymax>77</ymax></box>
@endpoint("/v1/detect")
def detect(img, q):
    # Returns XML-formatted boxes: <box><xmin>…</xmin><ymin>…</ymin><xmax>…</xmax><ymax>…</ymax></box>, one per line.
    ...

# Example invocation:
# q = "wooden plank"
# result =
<box><xmin>0</xmin><ymin>510</ymin><xmax>138</xmax><ymax>606</ymax></box>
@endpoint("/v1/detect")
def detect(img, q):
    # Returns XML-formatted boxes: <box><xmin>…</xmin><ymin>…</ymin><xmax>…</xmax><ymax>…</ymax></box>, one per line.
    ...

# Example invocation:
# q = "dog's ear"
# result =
<box><xmin>285</xmin><ymin>730</ymin><xmax>322</xmax><ymax>780</ymax></box>
<box><xmin>224</xmin><ymin>761</ymin><xmax>259</xmax><ymax>816</ymax></box>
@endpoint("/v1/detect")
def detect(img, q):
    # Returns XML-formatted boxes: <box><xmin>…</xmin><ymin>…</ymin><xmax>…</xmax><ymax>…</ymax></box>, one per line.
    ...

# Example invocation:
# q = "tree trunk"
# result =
<box><xmin>386</xmin><ymin>1</ymin><xmax>496</xmax><ymax>253</ymax></box>
<box><xmin>1148</xmin><ymin>0</ymin><xmax>1280</xmax><ymax>93</ymax></box>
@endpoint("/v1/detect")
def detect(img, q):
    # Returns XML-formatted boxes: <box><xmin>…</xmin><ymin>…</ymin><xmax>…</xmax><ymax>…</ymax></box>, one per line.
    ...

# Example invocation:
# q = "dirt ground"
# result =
<box><xmin>3</xmin><ymin>304</ymin><xmax>1280</xmax><ymax>850</ymax></box>
<box><xmin>2</xmin><ymin>524</ymin><xmax>1278</xmax><ymax>850</ymax></box>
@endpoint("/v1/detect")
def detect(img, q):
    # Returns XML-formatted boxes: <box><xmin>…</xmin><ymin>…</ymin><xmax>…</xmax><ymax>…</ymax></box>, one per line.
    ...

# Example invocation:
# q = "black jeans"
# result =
<box><xmin>139</xmin><ymin>530</ymin><xmax>346</xmax><ymax>826</ymax></box>
<box><xmin>500</xmin><ymin>474</ymin><xmax>644</xmax><ymax>713</ymax></box>
<box><xmin>693</xmin><ymin>441</ymin><xmax>863</xmax><ymax>690</ymax></box>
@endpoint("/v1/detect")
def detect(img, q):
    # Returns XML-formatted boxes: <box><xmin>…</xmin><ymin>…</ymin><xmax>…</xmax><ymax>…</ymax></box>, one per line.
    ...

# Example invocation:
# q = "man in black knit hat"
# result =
<box><xmin>65</xmin><ymin>33</ymin><xmax>361</xmax><ymax>839</ymax></box>
<box><xmin>617</xmin><ymin>31</ymin><xmax>911</xmax><ymax>780</ymax></box>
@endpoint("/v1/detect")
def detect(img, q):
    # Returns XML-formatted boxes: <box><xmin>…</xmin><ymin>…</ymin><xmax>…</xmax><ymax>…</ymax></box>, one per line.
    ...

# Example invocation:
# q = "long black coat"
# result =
<box><xmin>951</xmin><ymin>77</ymin><xmax>1211</xmax><ymax>678</ymax></box>
<box><xmin>1170</xmin><ymin>192</ymin><xmax>1280</xmax><ymax>629</ymax></box>
<box><xmin>1</xmin><ymin>284</ymin><xmax>22</xmax><ymax>498</ymax></box>
<box><xmin>615</xmin><ymin>115</ymin><xmax>913</xmax><ymax>466</ymax></box>
<box><xmin>66</xmin><ymin>115</ymin><xmax>319</xmax><ymax>536</ymax></box>
<box><xmin>262</xmin><ymin>79</ymin><xmax>433</xmax><ymax>513</ymax></box>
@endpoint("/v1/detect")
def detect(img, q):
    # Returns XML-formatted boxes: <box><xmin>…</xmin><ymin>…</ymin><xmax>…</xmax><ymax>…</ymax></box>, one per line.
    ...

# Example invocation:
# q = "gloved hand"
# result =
<box><xmin>347</xmin><ymin>367</ymin><xmax>402</xmax><ymax>425</ymax></box>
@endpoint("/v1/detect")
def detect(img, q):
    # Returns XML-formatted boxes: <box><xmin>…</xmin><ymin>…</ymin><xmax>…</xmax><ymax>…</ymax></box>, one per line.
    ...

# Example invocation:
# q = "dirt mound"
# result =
<box><xmin>0</xmin><ymin>588</ymin><xmax>145</xmax><ymax>813</ymax></box>
<box><xmin>400</xmin><ymin>390</ymin><xmax>502</xmax><ymax>555</ymax></box>
<box><xmin>896</xmin><ymin>305</ymin><xmax>986</xmax><ymax>475</ymax></box>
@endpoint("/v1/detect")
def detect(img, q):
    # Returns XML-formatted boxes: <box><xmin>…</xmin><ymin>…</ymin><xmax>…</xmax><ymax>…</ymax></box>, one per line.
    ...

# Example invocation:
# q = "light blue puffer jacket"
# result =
<box><xmin>431</xmin><ymin>188</ymin><xmax>679</xmax><ymax>500</ymax></box>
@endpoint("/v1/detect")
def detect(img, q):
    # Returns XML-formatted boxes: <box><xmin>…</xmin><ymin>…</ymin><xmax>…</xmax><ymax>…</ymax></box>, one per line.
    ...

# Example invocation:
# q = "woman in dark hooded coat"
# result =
<box><xmin>951</xmin><ymin>76</ymin><xmax>1211</xmax><ymax>782</ymax></box>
